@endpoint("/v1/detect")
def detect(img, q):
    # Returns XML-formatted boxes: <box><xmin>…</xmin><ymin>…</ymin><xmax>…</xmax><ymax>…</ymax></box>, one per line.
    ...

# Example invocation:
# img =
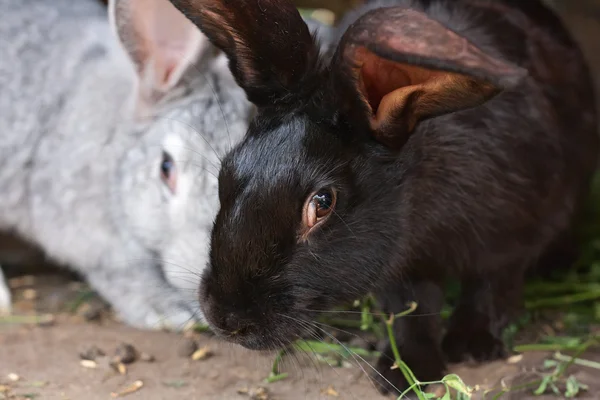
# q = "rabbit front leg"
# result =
<box><xmin>441</xmin><ymin>260</ymin><xmax>528</xmax><ymax>363</ymax></box>
<box><xmin>85</xmin><ymin>257</ymin><xmax>200</xmax><ymax>331</ymax></box>
<box><xmin>374</xmin><ymin>279</ymin><xmax>446</xmax><ymax>396</ymax></box>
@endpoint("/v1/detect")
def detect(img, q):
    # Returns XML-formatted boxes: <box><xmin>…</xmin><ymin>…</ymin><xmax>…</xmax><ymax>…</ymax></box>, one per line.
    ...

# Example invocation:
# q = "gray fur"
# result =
<box><xmin>0</xmin><ymin>0</ymin><xmax>252</xmax><ymax>329</ymax></box>
<box><xmin>0</xmin><ymin>266</ymin><xmax>9</xmax><ymax>314</ymax></box>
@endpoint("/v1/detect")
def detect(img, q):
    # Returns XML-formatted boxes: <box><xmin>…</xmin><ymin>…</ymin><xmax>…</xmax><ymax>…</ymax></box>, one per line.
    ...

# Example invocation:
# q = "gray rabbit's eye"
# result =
<box><xmin>160</xmin><ymin>151</ymin><xmax>177</xmax><ymax>194</ymax></box>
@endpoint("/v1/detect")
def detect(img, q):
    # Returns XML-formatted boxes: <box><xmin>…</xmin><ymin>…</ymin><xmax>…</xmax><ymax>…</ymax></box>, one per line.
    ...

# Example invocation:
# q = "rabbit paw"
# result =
<box><xmin>373</xmin><ymin>355</ymin><xmax>412</xmax><ymax>397</ymax></box>
<box><xmin>373</xmin><ymin>343</ymin><xmax>446</xmax><ymax>397</ymax></box>
<box><xmin>442</xmin><ymin>328</ymin><xmax>507</xmax><ymax>363</ymax></box>
<box><xmin>86</xmin><ymin>266</ymin><xmax>204</xmax><ymax>331</ymax></box>
<box><xmin>119</xmin><ymin>291</ymin><xmax>202</xmax><ymax>331</ymax></box>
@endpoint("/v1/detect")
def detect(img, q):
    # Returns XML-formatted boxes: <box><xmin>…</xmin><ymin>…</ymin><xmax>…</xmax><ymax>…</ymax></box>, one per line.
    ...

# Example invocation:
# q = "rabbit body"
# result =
<box><xmin>0</xmin><ymin>0</ymin><xmax>253</xmax><ymax>329</ymax></box>
<box><xmin>164</xmin><ymin>0</ymin><xmax>600</xmax><ymax>394</ymax></box>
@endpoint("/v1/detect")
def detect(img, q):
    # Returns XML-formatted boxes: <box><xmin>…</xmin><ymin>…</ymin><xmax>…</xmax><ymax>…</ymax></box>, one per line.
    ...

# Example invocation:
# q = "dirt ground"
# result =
<box><xmin>0</xmin><ymin>274</ymin><xmax>599</xmax><ymax>400</ymax></box>
<box><xmin>2</xmin><ymin>2</ymin><xmax>600</xmax><ymax>400</ymax></box>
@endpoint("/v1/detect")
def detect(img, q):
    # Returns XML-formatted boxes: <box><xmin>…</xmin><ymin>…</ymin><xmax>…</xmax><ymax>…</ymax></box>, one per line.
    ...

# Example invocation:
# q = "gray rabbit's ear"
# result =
<box><xmin>109</xmin><ymin>0</ymin><xmax>211</xmax><ymax>109</ymax></box>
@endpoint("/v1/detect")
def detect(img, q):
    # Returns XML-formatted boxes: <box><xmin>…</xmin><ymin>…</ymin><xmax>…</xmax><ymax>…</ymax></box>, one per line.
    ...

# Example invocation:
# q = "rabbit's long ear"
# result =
<box><xmin>168</xmin><ymin>0</ymin><xmax>320</xmax><ymax>107</ymax></box>
<box><xmin>109</xmin><ymin>0</ymin><xmax>210</xmax><ymax>108</ymax></box>
<box><xmin>331</xmin><ymin>7</ymin><xmax>527</xmax><ymax>149</ymax></box>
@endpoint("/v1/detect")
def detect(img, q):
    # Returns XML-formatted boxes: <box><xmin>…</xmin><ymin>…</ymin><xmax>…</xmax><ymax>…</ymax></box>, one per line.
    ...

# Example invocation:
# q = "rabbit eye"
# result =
<box><xmin>160</xmin><ymin>151</ymin><xmax>177</xmax><ymax>193</ymax></box>
<box><xmin>313</xmin><ymin>190</ymin><xmax>334</xmax><ymax>218</ymax></box>
<box><xmin>303</xmin><ymin>188</ymin><xmax>336</xmax><ymax>231</ymax></box>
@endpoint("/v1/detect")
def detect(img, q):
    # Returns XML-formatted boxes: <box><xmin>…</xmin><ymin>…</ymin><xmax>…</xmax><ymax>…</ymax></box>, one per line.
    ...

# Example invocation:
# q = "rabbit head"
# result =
<box><xmin>108</xmin><ymin>0</ymin><xmax>252</xmax><ymax>293</ymax></box>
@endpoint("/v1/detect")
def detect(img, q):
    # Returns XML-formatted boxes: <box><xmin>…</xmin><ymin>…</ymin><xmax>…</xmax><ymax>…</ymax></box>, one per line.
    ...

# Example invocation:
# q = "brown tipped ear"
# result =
<box><xmin>333</xmin><ymin>7</ymin><xmax>528</xmax><ymax>149</ymax></box>
<box><xmin>168</xmin><ymin>0</ymin><xmax>320</xmax><ymax>107</ymax></box>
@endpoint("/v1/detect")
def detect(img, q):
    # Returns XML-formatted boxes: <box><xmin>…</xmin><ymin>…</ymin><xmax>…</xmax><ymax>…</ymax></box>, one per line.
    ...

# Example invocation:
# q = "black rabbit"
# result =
<box><xmin>168</xmin><ymin>0</ymin><xmax>599</xmax><ymax>394</ymax></box>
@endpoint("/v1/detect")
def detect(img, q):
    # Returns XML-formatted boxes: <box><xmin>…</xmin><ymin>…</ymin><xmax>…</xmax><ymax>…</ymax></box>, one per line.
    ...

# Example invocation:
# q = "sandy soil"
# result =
<box><xmin>1</xmin><ymin>274</ymin><xmax>599</xmax><ymax>400</ymax></box>
<box><xmin>2</xmin><ymin>319</ymin><xmax>593</xmax><ymax>400</ymax></box>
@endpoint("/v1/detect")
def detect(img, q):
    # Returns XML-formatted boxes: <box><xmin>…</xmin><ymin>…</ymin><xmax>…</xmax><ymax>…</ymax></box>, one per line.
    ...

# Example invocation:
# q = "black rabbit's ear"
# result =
<box><xmin>168</xmin><ymin>0</ymin><xmax>320</xmax><ymax>107</ymax></box>
<box><xmin>332</xmin><ymin>7</ymin><xmax>528</xmax><ymax>149</ymax></box>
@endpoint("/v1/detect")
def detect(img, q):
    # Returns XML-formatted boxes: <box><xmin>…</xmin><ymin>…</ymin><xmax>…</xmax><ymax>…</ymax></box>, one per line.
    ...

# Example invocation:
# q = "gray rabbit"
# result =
<box><xmin>0</xmin><ymin>0</ymin><xmax>253</xmax><ymax>329</ymax></box>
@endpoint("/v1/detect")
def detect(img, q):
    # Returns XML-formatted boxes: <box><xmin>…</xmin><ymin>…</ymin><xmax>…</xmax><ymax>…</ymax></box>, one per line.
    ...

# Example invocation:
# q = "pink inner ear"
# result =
<box><xmin>157</xmin><ymin>45</ymin><xmax>189</xmax><ymax>87</ymax></box>
<box><xmin>125</xmin><ymin>0</ymin><xmax>206</xmax><ymax>92</ymax></box>
<box><xmin>149</xmin><ymin>2</ymin><xmax>203</xmax><ymax>89</ymax></box>
<box><xmin>361</xmin><ymin>56</ymin><xmax>408</xmax><ymax>112</ymax></box>
<box><xmin>355</xmin><ymin>47</ymin><xmax>464</xmax><ymax>134</ymax></box>
<box><xmin>358</xmin><ymin>48</ymin><xmax>442</xmax><ymax>115</ymax></box>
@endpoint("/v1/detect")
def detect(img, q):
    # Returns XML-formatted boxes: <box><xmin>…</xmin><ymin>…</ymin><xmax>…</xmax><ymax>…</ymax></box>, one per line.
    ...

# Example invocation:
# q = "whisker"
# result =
<box><xmin>284</xmin><ymin>317</ymin><xmax>361</xmax><ymax>400</ymax></box>
<box><xmin>278</xmin><ymin>313</ymin><xmax>392</xmax><ymax>396</ymax></box>
<box><xmin>145</xmin><ymin>142</ymin><xmax>221</xmax><ymax>172</ymax></box>
<box><xmin>302</xmin><ymin>308</ymin><xmax>443</xmax><ymax>318</ymax></box>
<box><xmin>331</xmin><ymin>209</ymin><xmax>358</xmax><ymax>241</ymax></box>
<box><xmin>312</xmin><ymin>323</ymin><xmax>395</xmax><ymax>396</ymax></box>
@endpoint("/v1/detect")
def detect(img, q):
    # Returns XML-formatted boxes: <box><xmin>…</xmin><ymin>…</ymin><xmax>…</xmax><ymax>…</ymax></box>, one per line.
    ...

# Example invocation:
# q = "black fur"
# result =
<box><xmin>169</xmin><ymin>0</ymin><xmax>599</xmax><ymax>395</ymax></box>
<box><xmin>169</xmin><ymin>0</ymin><xmax>323</xmax><ymax>107</ymax></box>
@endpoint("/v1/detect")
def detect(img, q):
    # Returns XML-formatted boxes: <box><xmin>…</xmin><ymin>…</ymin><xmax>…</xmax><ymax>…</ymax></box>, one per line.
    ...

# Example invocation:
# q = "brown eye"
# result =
<box><xmin>303</xmin><ymin>188</ymin><xmax>336</xmax><ymax>230</ymax></box>
<box><xmin>313</xmin><ymin>190</ymin><xmax>334</xmax><ymax>218</ymax></box>
<box><xmin>160</xmin><ymin>151</ymin><xmax>177</xmax><ymax>193</ymax></box>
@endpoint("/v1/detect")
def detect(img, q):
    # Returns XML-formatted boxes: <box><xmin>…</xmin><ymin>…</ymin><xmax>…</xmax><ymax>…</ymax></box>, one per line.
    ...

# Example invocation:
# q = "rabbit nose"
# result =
<box><xmin>224</xmin><ymin>312</ymin><xmax>238</xmax><ymax>329</ymax></box>
<box><xmin>224</xmin><ymin>312</ymin><xmax>250</xmax><ymax>334</ymax></box>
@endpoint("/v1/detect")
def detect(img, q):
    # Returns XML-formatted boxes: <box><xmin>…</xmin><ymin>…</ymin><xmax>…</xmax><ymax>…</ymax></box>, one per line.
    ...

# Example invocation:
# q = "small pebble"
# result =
<box><xmin>191</xmin><ymin>346</ymin><xmax>212</xmax><ymax>361</ymax></box>
<box><xmin>7</xmin><ymin>373</ymin><xmax>19</xmax><ymax>382</ymax></box>
<box><xmin>507</xmin><ymin>354</ymin><xmax>523</xmax><ymax>364</ymax></box>
<box><xmin>79</xmin><ymin>345</ymin><xmax>106</xmax><ymax>361</ymax></box>
<box><xmin>237</xmin><ymin>386</ymin><xmax>271</xmax><ymax>400</ymax></box>
<box><xmin>111</xmin><ymin>380</ymin><xmax>143</xmax><ymax>398</ymax></box>
<box><xmin>249</xmin><ymin>387</ymin><xmax>270</xmax><ymax>400</ymax></box>
<box><xmin>115</xmin><ymin>362</ymin><xmax>127</xmax><ymax>375</ymax></box>
<box><xmin>80</xmin><ymin>360</ymin><xmax>98</xmax><ymax>369</ymax></box>
<box><xmin>321</xmin><ymin>385</ymin><xmax>339</xmax><ymax>397</ymax></box>
<box><xmin>177</xmin><ymin>338</ymin><xmax>198</xmax><ymax>358</ymax></box>
<box><xmin>114</xmin><ymin>343</ymin><xmax>138</xmax><ymax>364</ymax></box>
<box><xmin>83</xmin><ymin>304</ymin><xmax>104</xmax><ymax>322</ymax></box>
<box><xmin>37</xmin><ymin>314</ymin><xmax>56</xmax><ymax>328</ymax></box>
<box><xmin>139</xmin><ymin>352</ymin><xmax>155</xmax><ymax>362</ymax></box>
